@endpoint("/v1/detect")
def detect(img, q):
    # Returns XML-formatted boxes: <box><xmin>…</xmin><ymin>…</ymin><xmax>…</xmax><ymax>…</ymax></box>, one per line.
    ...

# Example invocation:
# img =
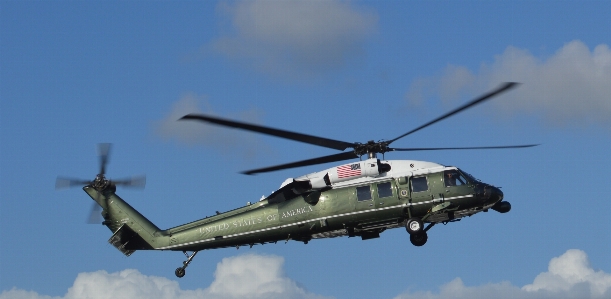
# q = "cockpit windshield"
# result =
<box><xmin>458</xmin><ymin>169</ymin><xmax>479</xmax><ymax>183</ymax></box>
<box><xmin>444</xmin><ymin>169</ymin><xmax>469</xmax><ymax>187</ymax></box>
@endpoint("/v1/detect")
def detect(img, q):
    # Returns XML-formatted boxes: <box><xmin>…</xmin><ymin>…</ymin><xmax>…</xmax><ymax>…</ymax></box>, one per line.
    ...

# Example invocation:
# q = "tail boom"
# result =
<box><xmin>84</xmin><ymin>186</ymin><xmax>167</xmax><ymax>255</ymax></box>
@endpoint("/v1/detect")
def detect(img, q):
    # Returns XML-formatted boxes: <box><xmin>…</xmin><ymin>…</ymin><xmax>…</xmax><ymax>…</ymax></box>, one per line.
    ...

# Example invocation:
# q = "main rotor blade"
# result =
<box><xmin>389</xmin><ymin>144</ymin><xmax>539</xmax><ymax>152</ymax></box>
<box><xmin>242</xmin><ymin>151</ymin><xmax>359</xmax><ymax>175</ymax></box>
<box><xmin>111</xmin><ymin>175</ymin><xmax>146</xmax><ymax>188</ymax></box>
<box><xmin>56</xmin><ymin>177</ymin><xmax>92</xmax><ymax>189</ymax></box>
<box><xmin>180</xmin><ymin>114</ymin><xmax>355</xmax><ymax>151</ymax></box>
<box><xmin>97</xmin><ymin>143</ymin><xmax>111</xmax><ymax>175</ymax></box>
<box><xmin>387</xmin><ymin>82</ymin><xmax>519</xmax><ymax>144</ymax></box>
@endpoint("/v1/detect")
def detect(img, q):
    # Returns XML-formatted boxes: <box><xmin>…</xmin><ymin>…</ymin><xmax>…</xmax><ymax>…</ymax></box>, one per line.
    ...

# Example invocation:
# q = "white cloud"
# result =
<box><xmin>154</xmin><ymin>93</ymin><xmax>266</xmax><ymax>160</ymax></box>
<box><xmin>0</xmin><ymin>254</ymin><xmax>332</xmax><ymax>299</ymax></box>
<box><xmin>523</xmin><ymin>249</ymin><xmax>611</xmax><ymax>297</ymax></box>
<box><xmin>405</xmin><ymin>40</ymin><xmax>611</xmax><ymax>127</ymax></box>
<box><xmin>210</xmin><ymin>0</ymin><xmax>377</xmax><ymax>78</ymax></box>
<box><xmin>206</xmin><ymin>254</ymin><xmax>330</xmax><ymax>299</ymax></box>
<box><xmin>394</xmin><ymin>249</ymin><xmax>611</xmax><ymax>299</ymax></box>
<box><xmin>3</xmin><ymin>250</ymin><xmax>610</xmax><ymax>299</ymax></box>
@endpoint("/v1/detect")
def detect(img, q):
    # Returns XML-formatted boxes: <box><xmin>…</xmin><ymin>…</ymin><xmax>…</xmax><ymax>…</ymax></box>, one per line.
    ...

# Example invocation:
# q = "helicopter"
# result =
<box><xmin>56</xmin><ymin>82</ymin><xmax>537</xmax><ymax>278</ymax></box>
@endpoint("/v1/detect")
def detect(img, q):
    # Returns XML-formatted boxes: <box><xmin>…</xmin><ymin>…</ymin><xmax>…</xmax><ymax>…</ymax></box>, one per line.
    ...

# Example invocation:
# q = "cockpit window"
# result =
<box><xmin>460</xmin><ymin>169</ymin><xmax>479</xmax><ymax>182</ymax></box>
<box><xmin>411</xmin><ymin>176</ymin><xmax>428</xmax><ymax>192</ymax></box>
<box><xmin>444</xmin><ymin>170</ymin><xmax>467</xmax><ymax>187</ymax></box>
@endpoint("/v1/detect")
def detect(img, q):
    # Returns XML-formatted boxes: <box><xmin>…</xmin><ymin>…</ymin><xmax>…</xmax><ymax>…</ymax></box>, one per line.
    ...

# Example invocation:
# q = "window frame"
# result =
<box><xmin>444</xmin><ymin>170</ymin><xmax>467</xmax><ymax>187</ymax></box>
<box><xmin>411</xmin><ymin>176</ymin><xmax>429</xmax><ymax>193</ymax></box>
<box><xmin>356</xmin><ymin>185</ymin><xmax>372</xmax><ymax>201</ymax></box>
<box><xmin>376</xmin><ymin>181</ymin><xmax>393</xmax><ymax>198</ymax></box>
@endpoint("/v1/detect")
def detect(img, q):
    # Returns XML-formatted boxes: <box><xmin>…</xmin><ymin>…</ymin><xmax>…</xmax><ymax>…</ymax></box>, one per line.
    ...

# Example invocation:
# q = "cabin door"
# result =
<box><xmin>353</xmin><ymin>184</ymin><xmax>375</xmax><ymax>220</ymax></box>
<box><xmin>409</xmin><ymin>174</ymin><xmax>434</xmax><ymax>215</ymax></box>
<box><xmin>372</xmin><ymin>181</ymin><xmax>399</xmax><ymax>220</ymax></box>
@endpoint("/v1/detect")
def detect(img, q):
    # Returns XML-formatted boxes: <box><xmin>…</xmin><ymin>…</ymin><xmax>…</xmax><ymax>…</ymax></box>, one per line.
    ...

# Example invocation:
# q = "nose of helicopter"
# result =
<box><xmin>489</xmin><ymin>186</ymin><xmax>503</xmax><ymax>204</ymax></box>
<box><xmin>475</xmin><ymin>184</ymin><xmax>503</xmax><ymax>204</ymax></box>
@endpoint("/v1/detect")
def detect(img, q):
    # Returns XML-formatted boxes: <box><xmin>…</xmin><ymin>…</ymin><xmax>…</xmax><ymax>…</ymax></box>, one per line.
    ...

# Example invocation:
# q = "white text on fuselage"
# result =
<box><xmin>198</xmin><ymin>214</ymin><xmax>279</xmax><ymax>236</ymax></box>
<box><xmin>281</xmin><ymin>206</ymin><xmax>313</xmax><ymax>219</ymax></box>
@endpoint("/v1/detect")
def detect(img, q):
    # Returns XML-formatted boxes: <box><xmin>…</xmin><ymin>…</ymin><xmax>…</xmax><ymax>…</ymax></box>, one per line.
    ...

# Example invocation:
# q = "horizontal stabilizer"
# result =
<box><xmin>108</xmin><ymin>224</ymin><xmax>152</xmax><ymax>256</ymax></box>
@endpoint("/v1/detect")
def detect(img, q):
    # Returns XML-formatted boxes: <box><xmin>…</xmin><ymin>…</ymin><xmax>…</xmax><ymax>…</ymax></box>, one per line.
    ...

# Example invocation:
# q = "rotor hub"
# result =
<box><xmin>92</xmin><ymin>174</ymin><xmax>110</xmax><ymax>190</ymax></box>
<box><xmin>353</xmin><ymin>140</ymin><xmax>390</xmax><ymax>158</ymax></box>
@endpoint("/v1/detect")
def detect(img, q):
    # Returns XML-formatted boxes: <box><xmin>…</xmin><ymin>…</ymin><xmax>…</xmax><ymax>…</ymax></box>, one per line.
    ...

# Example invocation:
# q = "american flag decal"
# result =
<box><xmin>337</xmin><ymin>163</ymin><xmax>361</xmax><ymax>178</ymax></box>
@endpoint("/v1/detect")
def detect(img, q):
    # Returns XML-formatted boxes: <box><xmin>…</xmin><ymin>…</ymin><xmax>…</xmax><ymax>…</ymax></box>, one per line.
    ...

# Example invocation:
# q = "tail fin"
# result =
<box><xmin>84</xmin><ymin>186</ymin><xmax>164</xmax><ymax>255</ymax></box>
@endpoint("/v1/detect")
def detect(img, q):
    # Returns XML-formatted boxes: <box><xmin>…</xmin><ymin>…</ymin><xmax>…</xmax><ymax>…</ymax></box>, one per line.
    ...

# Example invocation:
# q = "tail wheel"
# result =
<box><xmin>405</xmin><ymin>218</ymin><xmax>423</xmax><ymax>235</ymax></box>
<box><xmin>410</xmin><ymin>232</ymin><xmax>428</xmax><ymax>246</ymax></box>
<box><xmin>175</xmin><ymin>267</ymin><xmax>186</xmax><ymax>278</ymax></box>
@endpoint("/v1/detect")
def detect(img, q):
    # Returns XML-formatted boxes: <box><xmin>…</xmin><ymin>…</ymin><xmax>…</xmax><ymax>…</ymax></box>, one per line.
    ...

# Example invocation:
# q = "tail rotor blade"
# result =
<box><xmin>97</xmin><ymin>143</ymin><xmax>111</xmax><ymax>175</ymax></box>
<box><xmin>55</xmin><ymin>177</ymin><xmax>92</xmax><ymax>189</ymax></box>
<box><xmin>58</xmin><ymin>143</ymin><xmax>145</xmax><ymax>223</ymax></box>
<box><xmin>112</xmin><ymin>175</ymin><xmax>146</xmax><ymax>189</ymax></box>
<box><xmin>87</xmin><ymin>202</ymin><xmax>103</xmax><ymax>224</ymax></box>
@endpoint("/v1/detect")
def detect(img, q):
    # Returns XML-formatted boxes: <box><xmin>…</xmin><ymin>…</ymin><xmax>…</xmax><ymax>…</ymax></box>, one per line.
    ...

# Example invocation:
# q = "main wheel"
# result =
<box><xmin>406</xmin><ymin>218</ymin><xmax>423</xmax><ymax>235</ymax></box>
<box><xmin>410</xmin><ymin>232</ymin><xmax>428</xmax><ymax>246</ymax></box>
<box><xmin>175</xmin><ymin>267</ymin><xmax>186</xmax><ymax>278</ymax></box>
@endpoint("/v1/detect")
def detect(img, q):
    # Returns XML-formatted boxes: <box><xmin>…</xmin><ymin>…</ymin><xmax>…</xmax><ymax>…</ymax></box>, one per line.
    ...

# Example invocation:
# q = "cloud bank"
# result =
<box><xmin>405</xmin><ymin>40</ymin><xmax>611</xmax><ymax>127</ymax></box>
<box><xmin>1</xmin><ymin>254</ymin><xmax>331</xmax><ymax>299</ymax></box>
<box><xmin>3</xmin><ymin>250</ymin><xmax>610</xmax><ymax>299</ymax></box>
<box><xmin>394</xmin><ymin>249</ymin><xmax>611</xmax><ymax>299</ymax></box>
<box><xmin>210</xmin><ymin>0</ymin><xmax>377</xmax><ymax>78</ymax></box>
<box><xmin>155</xmin><ymin>93</ymin><xmax>266</xmax><ymax>159</ymax></box>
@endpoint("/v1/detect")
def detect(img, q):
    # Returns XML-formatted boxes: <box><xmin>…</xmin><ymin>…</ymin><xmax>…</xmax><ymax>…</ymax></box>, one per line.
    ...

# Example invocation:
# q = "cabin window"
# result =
<box><xmin>377</xmin><ymin>182</ymin><xmax>393</xmax><ymax>198</ymax></box>
<box><xmin>356</xmin><ymin>186</ymin><xmax>372</xmax><ymax>201</ymax></box>
<box><xmin>444</xmin><ymin>170</ymin><xmax>467</xmax><ymax>187</ymax></box>
<box><xmin>411</xmin><ymin>176</ymin><xmax>428</xmax><ymax>192</ymax></box>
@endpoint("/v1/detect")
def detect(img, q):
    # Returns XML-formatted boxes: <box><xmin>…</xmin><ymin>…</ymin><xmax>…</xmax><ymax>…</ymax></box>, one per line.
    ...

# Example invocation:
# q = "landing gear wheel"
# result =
<box><xmin>406</xmin><ymin>218</ymin><xmax>423</xmax><ymax>235</ymax></box>
<box><xmin>174</xmin><ymin>251</ymin><xmax>198</xmax><ymax>278</ymax></box>
<box><xmin>410</xmin><ymin>232</ymin><xmax>428</xmax><ymax>246</ymax></box>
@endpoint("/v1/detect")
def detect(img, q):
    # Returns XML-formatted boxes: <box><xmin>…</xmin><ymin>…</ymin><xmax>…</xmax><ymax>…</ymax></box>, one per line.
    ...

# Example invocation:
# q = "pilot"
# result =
<box><xmin>445</xmin><ymin>172</ymin><xmax>457</xmax><ymax>187</ymax></box>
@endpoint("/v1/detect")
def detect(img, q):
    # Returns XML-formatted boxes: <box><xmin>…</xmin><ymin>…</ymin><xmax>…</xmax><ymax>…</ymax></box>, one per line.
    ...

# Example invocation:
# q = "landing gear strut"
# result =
<box><xmin>175</xmin><ymin>250</ymin><xmax>198</xmax><ymax>278</ymax></box>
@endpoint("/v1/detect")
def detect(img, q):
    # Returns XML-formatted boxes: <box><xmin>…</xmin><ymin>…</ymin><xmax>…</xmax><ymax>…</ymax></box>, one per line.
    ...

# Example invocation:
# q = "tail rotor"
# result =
<box><xmin>56</xmin><ymin>143</ymin><xmax>146</xmax><ymax>223</ymax></box>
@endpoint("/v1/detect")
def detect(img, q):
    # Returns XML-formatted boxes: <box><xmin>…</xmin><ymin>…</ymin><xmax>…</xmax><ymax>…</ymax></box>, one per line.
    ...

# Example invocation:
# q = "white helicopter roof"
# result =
<box><xmin>285</xmin><ymin>159</ymin><xmax>452</xmax><ymax>190</ymax></box>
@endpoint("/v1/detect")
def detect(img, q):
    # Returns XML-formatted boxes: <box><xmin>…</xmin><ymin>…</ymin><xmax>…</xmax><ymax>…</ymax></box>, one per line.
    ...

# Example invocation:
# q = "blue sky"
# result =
<box><xmin>1</xmin><ymin>1</ymin><xmax>610</xmax><ymax>299</ymax></box>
